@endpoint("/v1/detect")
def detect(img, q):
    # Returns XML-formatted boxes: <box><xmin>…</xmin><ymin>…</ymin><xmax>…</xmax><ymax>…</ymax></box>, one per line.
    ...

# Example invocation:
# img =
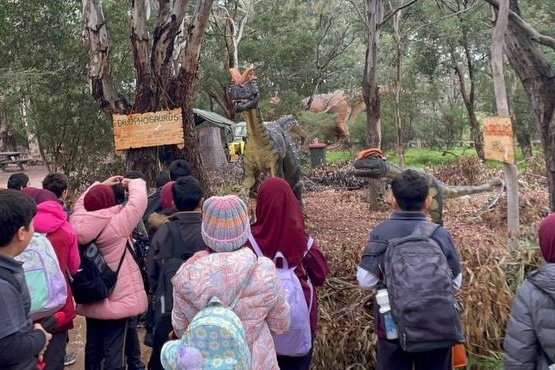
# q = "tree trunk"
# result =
<box><xmin>502</xmin><ymin>0</ymin><xmax>555</xmax><ymax>210</ymax></box>
<box><xmin>173</xmin><ymin>0</ymin><xmax>215</xmax><ymax>196</ymax></box>
<box><xmin>363</xmin><ymin>0</ymin><xmax>384</xmax><ymax>211</ymax></box>
<box><xmin>393</xmin><ymin>8</ymin><xmax>405</xmax><ymax>167</ymax></box>
<box><xmin>491</xmin><ymin>0</ymin><xmax>519</xmax><ymax>250</ymax></box>
<box><xmin>0</xmin><ymin>95</ymin><xmax>7</xmax><ymax>151</ymax></box>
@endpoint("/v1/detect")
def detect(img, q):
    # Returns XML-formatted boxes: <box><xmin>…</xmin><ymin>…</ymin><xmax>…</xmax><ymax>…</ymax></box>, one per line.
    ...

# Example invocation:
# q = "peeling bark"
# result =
<box><xmin>501</xmin><ymin>0</ymin><xmax>555</xmax><ymax>210</ymax></box>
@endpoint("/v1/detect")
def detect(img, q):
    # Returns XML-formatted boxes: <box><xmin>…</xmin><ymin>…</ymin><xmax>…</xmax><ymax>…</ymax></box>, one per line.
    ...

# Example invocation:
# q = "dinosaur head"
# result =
<box><xmin>353</xmin><ymin>147</ymin><xmax>389</xmax><ymax>178</ymax></box>
<box><xmin>229</xmin><ymin>65</ymin><xmax>260</xmax><ymax>113</ymax></box>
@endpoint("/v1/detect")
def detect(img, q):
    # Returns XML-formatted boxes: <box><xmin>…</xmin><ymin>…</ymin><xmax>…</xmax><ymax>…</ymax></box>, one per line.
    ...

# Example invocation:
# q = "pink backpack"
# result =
<box><xmin>249</xmin><ymin>235</ymin><xmax>313</xmax><ymax>356</ymax></box>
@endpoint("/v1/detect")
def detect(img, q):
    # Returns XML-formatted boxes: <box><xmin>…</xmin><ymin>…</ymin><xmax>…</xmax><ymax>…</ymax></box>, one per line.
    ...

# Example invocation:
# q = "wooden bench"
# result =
<box><xmin>0</xmin><ymin>158</ymin><xmax>29</xmax><ymax>171</ymax></box>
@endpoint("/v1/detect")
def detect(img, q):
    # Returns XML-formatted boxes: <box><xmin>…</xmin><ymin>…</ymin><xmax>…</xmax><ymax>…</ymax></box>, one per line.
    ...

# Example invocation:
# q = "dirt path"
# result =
<box><xmin>0</xmin><ymin>164</ymin><xmax>49</xmax><ymax>188</ymax></box>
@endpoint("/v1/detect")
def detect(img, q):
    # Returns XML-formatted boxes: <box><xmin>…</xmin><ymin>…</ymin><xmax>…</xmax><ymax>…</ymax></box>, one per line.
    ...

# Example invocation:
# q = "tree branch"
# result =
<box><xmin>483</xmin><ymin>0</ymin><xmax>555</xmax><ymax>50</ymax></box>
<box><xmin>382</xmin><ymin>0</ymin><xmax>419</xmax><ymax>25</ymax></box>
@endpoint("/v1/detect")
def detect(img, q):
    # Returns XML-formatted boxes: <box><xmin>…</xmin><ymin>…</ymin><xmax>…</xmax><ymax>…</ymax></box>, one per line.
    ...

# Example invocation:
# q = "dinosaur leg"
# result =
<box><xmin>242</xmin><ymin>165</ymin><xmax>259</xmax><ymax>200</ymax></box>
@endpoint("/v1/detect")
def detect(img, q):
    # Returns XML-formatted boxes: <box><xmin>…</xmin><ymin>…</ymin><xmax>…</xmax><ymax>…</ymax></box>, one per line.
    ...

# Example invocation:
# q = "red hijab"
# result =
<box><xmin>22</xmin><ymin>187</ymin><xmax>58</xmax><ymax>204</ymax></box>
<box><xmin>161</xmin><ymin>181</ymin><xmax>175</xmax><ymax>210</ymax></box>
<box><xmin>539</xmin><ymin>213</ymin><xmax>555</xmax><ymax>263</ymax></box>
<box><xmin>84</xmin><ymin>184</ymin><xmax>116</xmax><ymax>212</ymax></box>
<box><xmin>250</xmin><ymin>177</ymin><xmax>308</xmax><ymax>267</ymax></box>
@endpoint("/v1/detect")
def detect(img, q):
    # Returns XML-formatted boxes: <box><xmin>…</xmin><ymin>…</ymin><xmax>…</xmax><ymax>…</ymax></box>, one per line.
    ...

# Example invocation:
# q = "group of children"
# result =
<box><xmin>1</xmin><ymin>162</ymin><xmax>554</xmax><ymax>370</ymax></box>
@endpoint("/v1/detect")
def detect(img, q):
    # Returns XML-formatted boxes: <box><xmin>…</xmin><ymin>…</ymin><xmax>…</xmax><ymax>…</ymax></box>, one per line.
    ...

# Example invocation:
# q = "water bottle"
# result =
<box><xmin>375</xmin><ymin>289</ymin><xmax>399</xmax><ymax>340</ymax></box>
<box><xmin>379</xmin><ymin>304</ymin><xmax>398</xmax><ymax>339</ymax></box>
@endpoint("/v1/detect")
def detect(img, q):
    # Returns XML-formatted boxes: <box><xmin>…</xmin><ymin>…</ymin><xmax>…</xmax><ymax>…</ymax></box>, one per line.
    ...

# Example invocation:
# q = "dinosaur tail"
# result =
<box><xmin>440</xmin><ymin>178</ymin><xmax>503</xmax><ymax>199</ymax></box>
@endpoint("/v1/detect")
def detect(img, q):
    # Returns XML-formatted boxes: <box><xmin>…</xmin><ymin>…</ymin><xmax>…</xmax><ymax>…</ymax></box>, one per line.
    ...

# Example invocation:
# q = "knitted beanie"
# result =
<box><xmin>84</xmin><ymin>184</ymin><xmax>117</xmax><ymax>212</ymax></box>
<box><xmin>201</xmin><ymin>195</ymin><xmax>250</xmax><ymax>252</ymax></box>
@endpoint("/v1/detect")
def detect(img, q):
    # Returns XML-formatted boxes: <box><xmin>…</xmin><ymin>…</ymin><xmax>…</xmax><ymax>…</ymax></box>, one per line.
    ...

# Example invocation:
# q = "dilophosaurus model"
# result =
<box><xmin>353</xmin><ymin>148</ymin><xmax>503</xmax><ymax>225</ymax></box>
<box><xmin>229</xmin><ymin>66</ymin><xmax>303</xmax><ymax>206</ymax></box>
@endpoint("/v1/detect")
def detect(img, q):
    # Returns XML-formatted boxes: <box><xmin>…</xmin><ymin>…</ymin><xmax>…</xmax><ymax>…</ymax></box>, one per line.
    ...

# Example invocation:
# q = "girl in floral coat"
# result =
<box><xmin>171</xmin><ymin>195</ymin><xmax>290</xmax><ymax>370</ymax></box>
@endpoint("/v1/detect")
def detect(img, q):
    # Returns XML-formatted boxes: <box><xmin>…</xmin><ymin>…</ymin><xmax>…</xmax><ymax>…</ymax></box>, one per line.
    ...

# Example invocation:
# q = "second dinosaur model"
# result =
<box><xmin>353</xmin><ymin>148</ymin><xmax>503</xmax><ymax>225</ymax></box>
<box><xmin>229</xmin><ymin>66</ymin><xmax>303</xmax><ymax>206</ymax></box>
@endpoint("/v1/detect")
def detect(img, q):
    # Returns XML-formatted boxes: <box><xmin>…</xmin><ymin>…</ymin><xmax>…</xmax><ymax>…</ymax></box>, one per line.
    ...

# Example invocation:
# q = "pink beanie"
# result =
<box><xmin>161</xmin><ymin>181</ymin><xmax>175</xmax><ymax>210</ymax></box>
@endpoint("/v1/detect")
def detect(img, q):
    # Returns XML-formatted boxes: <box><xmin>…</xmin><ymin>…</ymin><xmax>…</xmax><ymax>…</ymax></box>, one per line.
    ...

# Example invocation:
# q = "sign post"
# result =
<box><xmin>112</xmin><ymin>109</ymin><xmax>184</xmax><ymax>154</ymax></box>
<box><xmin>482</xmin><ymin>116</ymin><xmax>515</xmax><ymax>164</ymax></box>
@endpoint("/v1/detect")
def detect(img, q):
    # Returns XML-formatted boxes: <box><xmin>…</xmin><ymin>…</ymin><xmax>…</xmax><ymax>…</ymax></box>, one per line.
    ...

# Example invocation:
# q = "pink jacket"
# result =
<box><xmin>70</xmin><ymin>179</ymin><xmax>148</xmax><ymax>320</ymax></box>
<box><xmin>172</xmin><ymin>248</ymin><xmax>291</xmax><ymax>370</ymax></box>
<box><xmin>34</xmin><ymin>200</ymin><xmax>80</xmax><ymax>330</ymax></box>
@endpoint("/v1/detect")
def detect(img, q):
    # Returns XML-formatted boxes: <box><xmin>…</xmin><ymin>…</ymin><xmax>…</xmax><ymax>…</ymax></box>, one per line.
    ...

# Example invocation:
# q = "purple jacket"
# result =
<box><xmin>70</xmin><ymin>179</ymin><xmax>148</xmax><ymax>320</ymax></box>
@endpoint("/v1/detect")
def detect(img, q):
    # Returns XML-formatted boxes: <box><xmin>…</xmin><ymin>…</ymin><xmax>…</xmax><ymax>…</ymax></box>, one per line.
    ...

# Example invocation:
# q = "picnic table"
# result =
<box><xmin>0</xmin><ymin>151</ymin><xmax>28</xmax><ymax>171</ymax></box>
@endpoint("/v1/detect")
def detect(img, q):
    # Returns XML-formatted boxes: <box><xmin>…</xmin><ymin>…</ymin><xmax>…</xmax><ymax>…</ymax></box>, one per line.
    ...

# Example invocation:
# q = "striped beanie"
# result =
<box><xmin>201</xmin><ymin>195</ymin><xmax>250</xmax><ymax>252</ymax></box>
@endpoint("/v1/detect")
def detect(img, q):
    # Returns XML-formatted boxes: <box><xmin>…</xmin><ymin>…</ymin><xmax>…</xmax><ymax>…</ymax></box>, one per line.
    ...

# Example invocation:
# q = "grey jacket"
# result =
<box><xmin>504</xmin><ymin>264</ymin><xmax>555</xmax><ymax>370</ymax></box>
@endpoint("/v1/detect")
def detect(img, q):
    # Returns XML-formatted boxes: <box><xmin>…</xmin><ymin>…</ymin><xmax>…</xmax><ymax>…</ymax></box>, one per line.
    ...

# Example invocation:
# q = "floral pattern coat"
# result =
<box><xmin>171</xmin><ymin>247</ymin><xmax>291</xmax><ymax>370</ymax></box>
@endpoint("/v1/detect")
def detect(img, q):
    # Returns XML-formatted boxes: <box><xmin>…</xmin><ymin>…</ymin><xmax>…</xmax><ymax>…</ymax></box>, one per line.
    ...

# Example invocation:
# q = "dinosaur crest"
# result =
<box><xmin>229</xmin><ymin>65</ymin><xmax>259</xmax><ymax>113</ymax></box>
<box><xmin>353</xmin><ymin>147</ymin><xmax>389</xmax><ymax>178</ymax></box>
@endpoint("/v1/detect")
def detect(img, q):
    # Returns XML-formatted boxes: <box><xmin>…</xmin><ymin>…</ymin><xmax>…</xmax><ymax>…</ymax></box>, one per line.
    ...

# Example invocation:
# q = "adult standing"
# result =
<box><xmin>70</xmin><ymin>176</ymin><xmax>148</xmax><ymax>370</ymax></box>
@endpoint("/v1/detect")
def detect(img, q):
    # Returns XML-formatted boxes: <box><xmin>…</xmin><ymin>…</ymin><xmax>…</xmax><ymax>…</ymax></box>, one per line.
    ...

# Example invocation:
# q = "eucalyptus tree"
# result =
<box><xmin>484</xmin><ymin>0</ymin><xmax>555</xmax><ymax>210</ymax></box>
<box><xmin>0</xmin><ymin>0</ymin><xmax>120</xmax><ymax>188</ymax></box>
<box><xmin>82</xmin><ymin>0</ymin><xmax>214</xmax><ymax>190</ymax></box>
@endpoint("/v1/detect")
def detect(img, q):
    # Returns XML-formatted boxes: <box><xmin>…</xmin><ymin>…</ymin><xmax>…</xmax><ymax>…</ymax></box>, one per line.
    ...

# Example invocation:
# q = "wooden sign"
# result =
<box><xmin>112</xmin><ymin>109</ymin><xmax>184</xmax><ymax>152</ymax></box>
<box><xmin>483</xmin><ymin>116</ymin><xmax>515</xmax><ymax>164</ymax></box>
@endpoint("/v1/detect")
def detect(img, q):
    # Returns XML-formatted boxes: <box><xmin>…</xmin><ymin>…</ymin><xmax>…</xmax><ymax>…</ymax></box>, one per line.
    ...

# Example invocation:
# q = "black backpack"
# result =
<box><xmin>153</xmin><ymin>220</ymin><xmax>196</xmax><ymax>321</ymax></box>
<box><xmin>383</xmin><ymin>221</ymin><xmax>463</xmax><ymax>352</ymax></box>
<box><xmin>69</xmin><ymin>240</ymin><xmax>127</xmax><ymax>304</ymax></box>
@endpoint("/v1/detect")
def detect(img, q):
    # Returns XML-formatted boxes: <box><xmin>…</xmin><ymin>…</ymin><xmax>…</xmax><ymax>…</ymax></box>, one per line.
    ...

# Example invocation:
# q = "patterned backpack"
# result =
<box><xmin>15</xmin><ymin>233</ymin><xmax>67</xmax><ymax>321</ymax></box>
<box><xmin>164</xmin><ymin>266</ymin><xmax>256</xmax><ymax>370</ymax></box>
<box><xmin>249</xmin><ymin>235</ymin><xmax>313</xmax><ymax>357</ymax></box>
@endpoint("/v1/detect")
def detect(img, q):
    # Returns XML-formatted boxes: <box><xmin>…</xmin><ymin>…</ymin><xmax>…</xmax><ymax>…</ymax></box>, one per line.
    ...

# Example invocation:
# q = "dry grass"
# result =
<box><xmin>305</xmin><ymin>159</ymin><xmax>549</xmax><ymax>369</ymax></box>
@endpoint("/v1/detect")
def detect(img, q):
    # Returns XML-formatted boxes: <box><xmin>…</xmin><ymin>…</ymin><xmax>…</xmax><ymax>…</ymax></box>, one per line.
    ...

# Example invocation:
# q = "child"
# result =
<box><xmin>504</xmin><ymin>212</ymin><xmax>555</xmax><ymax>369</ymax></box>
<box><xmin>171</xmin><ymin>195</ymin><xmax>290</xmax><ymax>369</ymax></box>
<box><xmin>22</xmin><ymin>187</ymin><xmax>80</xmax><ymax>370</ymax></box>
<box><xmin>357</xmin><ymin>169</ymin><xmax>463</xmax><ymax>370</ymax></box>
<box><xmin>247</xmin><ymin>177</ymin><xmax>329</xmax><ymax>370</ymax></box>
<box><xmin>0</xmin><ymin>189</ymin><xmax>52</xmax><ymax>370</ymax></box>
<box><xmin>147</xmin><ymin>176</ymin><xmax>206</xmax><ymax>370</ymax></box>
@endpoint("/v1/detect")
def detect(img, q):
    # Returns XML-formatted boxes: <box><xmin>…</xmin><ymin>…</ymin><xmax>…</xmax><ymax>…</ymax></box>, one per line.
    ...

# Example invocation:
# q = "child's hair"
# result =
<box><xmin>125</xmin><ymin>170</ymin><xmax>146</xmax><ymax>181</ymax></box>
<box><xmin>7</xmin><ymin>172</ymin><xmax>29</xmax><ymax>190</ymax></box>
<box><xmin>42</xmin><ymin>173</ymin><xmax>68</xmax><ymax>198</ymax></box>
<box><xmin>0</xmin><ymin>189</ymin><xmax>37</xmax><ymax>247</ymax></box>
<box><xmin>155</xmin><ymin>171</ymin><xmax>171</xmax><ymax>189</ymax></box>
<box><xmin>172</xmin><ymin>176</ymin><xmax>203</xmax><ymax>211</ymax></box>
<box><xmin>391</xmin><ymin>169</ymin><xmax>429</xmax><ymax>211</ymax></box>
<box><xmin>169</xmin><ymin>160</ymin><xmax>192</xmax><ymax>181</ymax></box>
<box><xmin>111</xmin><ymin>183</ymin><xmax>127</xmax><ymax>205</ymax></box>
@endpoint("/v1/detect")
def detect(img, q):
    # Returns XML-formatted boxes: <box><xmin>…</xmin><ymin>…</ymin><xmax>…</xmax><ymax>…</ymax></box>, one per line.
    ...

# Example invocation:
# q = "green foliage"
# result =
<box><xmin>325</xmin><ymin>150</ymin><xmax>353</xmax><ymax>163</ymax></box>
<box><xmin>468</xmin><ymin>352</ymin><xmax>503</xmax><ymax>370</ymax></box>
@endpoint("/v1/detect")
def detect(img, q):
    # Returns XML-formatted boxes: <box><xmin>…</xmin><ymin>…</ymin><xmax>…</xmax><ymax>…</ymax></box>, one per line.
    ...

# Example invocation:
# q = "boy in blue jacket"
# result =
<box><xmin>0</xmin><ymin>189</ymin><xmax>52</xmax><ymax>370</ymax></box>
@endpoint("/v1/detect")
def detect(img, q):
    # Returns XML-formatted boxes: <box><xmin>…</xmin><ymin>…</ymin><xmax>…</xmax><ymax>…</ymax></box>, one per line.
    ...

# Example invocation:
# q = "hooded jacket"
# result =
<box><xmin>504</xmin><ymin>264</ymin><xmax>555</xmax><ymax>369</ymax></box>
<box><xmin>33</xmin><ymin>200</ymin><xmax>80</xmax><ymax>330</ymax></box>
<box><xmin>171</xmin><ymin>247</ymin><xmax>291</xmax><ymax>370</ymax></box>
<box><xmin>70</xmin><ymin>179</ymin><xmax>148</xmax><ymax>320</ymax></box>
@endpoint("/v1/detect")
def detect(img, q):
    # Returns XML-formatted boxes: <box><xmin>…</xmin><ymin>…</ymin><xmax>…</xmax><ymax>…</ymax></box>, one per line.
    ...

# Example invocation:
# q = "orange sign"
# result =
<box><xmin>482</xmin><ymin>116</ymin><xmax>515</xmax><ymax>164</ymax></box>
<box><xmin>112</xmin><ymin>109</ymin><xmax>184</xmax><ymax>152</ymax></box>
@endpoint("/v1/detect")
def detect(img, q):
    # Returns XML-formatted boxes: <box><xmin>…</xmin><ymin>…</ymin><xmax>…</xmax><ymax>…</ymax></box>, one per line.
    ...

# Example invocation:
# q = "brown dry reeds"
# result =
<box><xmin>307</xmin><ymin>184</ymin><xmax>547</xmax><ymax>369</ymax></box>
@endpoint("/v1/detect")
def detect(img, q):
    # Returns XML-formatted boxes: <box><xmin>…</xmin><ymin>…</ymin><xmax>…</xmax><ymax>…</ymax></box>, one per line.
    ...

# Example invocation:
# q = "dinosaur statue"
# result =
<box><xmin>301</xmin><ymin>89</ymin><xmax>366</xmax><ymax>148</ymax></box>
<box><xmin>229</xmin><ymin>66</ymin><xmax>303</xmax><ymax>206</ymax></box>
<box><xmin>353</xmin><ymin>148</ymin><xmax>503</xmax><ymax>225</ymax></box>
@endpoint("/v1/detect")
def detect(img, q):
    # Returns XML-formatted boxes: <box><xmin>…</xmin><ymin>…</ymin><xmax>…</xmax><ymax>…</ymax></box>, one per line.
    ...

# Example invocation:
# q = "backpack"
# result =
<box><xmin>69</xmin><ymin>238</ymin><xmax>127</xmax><ymax>304</ymax></box>
<box><xmin>249</xmin><ymin>235</ymin><xmax>313</xmax><ymax>357</ymax></box>
<box><xmin>14</xmin><ymin>233</ymin><xmax>67</xmax><ymax>321</ymax></box>
<box><xmin>383</xmin><ymin>221</ymin><xmax>462</xmax><ymax>352</ymax></box>
<box><xmin>154</xmin><ymin>220</ymin><xmax>196</xmax><ymax>321</ymax></box>
<box><xmin>175</xmin><ymin>265</ymin><xmax>256</xmax><ymax>370</ymax></box>
<box><xmin>129</xmin><ymin>219</ymin><xmax>150</xmax><ymax>292</ymax></box>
